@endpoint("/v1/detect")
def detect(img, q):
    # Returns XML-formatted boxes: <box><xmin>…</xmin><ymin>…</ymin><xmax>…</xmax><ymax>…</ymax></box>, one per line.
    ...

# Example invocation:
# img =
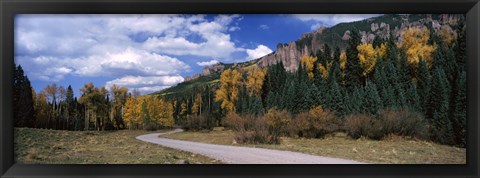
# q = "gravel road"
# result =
<box><xmin>136</xmin><ymin>129</ymin><xmax>365</xmax><ymax>164</ymax></box>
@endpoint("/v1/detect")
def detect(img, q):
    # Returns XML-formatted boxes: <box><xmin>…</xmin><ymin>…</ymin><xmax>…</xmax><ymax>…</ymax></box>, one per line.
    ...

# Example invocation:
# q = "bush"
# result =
<box><xmin>264</xmin><ymin>108</ymin><xmax>291</xmax><ymax>138</ymax></box>
<box><xmin>182</xmin><ymin>114</ymin><xmax>214</xmax><ymax>131</ymax></box>
<box><xmin>234</xmin><ymin>117</ymin><xmax>280</xmax><ymax>144</ymax></box>
<box><xmin>309</xmin><ymin>106</ymin><xmax>341</xmax><ymax>138</ymax></box>
<box><xmin>345</xmin><ymin>109</ymin><xmax>428</xmax><ymax>140</ymax></box>
<box><xmin>224</xmin><ymin>112</ymin><xmax>256</xmax><ymax>132</ymax></box>
<box><xmin>288</xmin><ymin>106</ymin><xmax>341</xmax><ymax>138</ymax></box>
<box><xmin>345</xmin><ymin>113</ymin><xmax>375</xmax><ymax>139</ymax></box>
<box><xmin>378</xmin><ymin>108</ymin><xmax>427</xmax><ymax>139</ymax></box>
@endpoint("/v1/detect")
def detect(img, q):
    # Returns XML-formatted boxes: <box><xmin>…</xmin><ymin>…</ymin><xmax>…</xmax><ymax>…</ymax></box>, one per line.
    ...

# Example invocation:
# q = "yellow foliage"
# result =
<box><xmin>123</xmin><ymin>95</ymin><xmax>175</xmax><ymax>129</ymax></box>
<box><xmin>300</xmin><ymin>55</ymin><xmax>317</xmax><ymax>78</ymax></box>
<box><xmin>192</xmin><ymin>93</ymin><xmax>202</xmax><ymax>115</ymax></box>
<box><xmin>215</xmin><ymin>69</ymin><xmax>243</xmax><ymax>112</ymax></box>
<box><xmin>318</xmin><ymin>61</ymin><xmax>332</xmax><ymax>79</ymax></box>
<box><xmin>377</xmin><ymin>43</ymin><xmax>387</xmax><ymax>59</ymax></box>
<box><xmin>438</xmin><ymin>25</ymin><xmax>457</xmax><ymax>48</ymax></box>
<box><xmin>245</xmin><ymin>66</ymin><xmax>266</xmax><ymax>97</ymax></box>
<box><xmin>357</xmin><ymin>43</ymin><xmax>389</xmax><ymax>77</ymax></box>
<box><xmin>398</xmin><ymin>26</ymin><xmax>436</xmax><ymax>66</ymax></box>
<box><xmin>339</xmin><ymin>51</ymin><xmax>347</xmax><ymax>70</ymax></box>
<box><xmin>357</xmin><ymin>43</ymin><xmax>377</xmax><ymax>76</ymax></box>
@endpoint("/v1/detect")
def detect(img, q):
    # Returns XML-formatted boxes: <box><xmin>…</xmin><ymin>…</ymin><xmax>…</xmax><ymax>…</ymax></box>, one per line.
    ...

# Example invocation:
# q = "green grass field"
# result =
<box><xmin>160</xmin><ymin>129</ymin><xmax>466</xmax><ymax>164</ymax></box>
<box><xmin>14</xmin><ymin>128</ymin><xmax>220</xmax><ymax>164</ymax></box>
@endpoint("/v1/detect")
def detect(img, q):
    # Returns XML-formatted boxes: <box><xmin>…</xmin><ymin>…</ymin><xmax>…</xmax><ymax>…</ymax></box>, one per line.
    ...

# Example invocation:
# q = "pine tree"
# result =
<box><xmin>14</xmin><ymin>65</ymin><xmax>35</xmax><ymax>128</ymax></box>
<box><xmin>326</xmin><ymin>80</ymin><xmax>344</xmax><ymax>116</ymax></box>
<box><xmin>405</xmin><ymin>81</ymin><xmax>421</xmax><ymax>112</ymax></box>
<box><xmin>452</xmin><ymin>70</ymin><xmax>466</xmax><ymax>147</ymax></box>
<box><xmin>428</xmin><ymin>68</ymin><xmax>454</xmax><ymax>145</ymax></box>
<box><xmin>417</xmin><ymin>59</ymin><xmax>431</xmax><ymax>113</ymax></box>
<box><xmin>363</xmin><ymin>81</ymin><xmax>383</xmax><ymax>115</ymax></box>
<box><xmin>345</xmin><ymin>29</ymin><xmax>362</xmax><ymax>91</ymax></box>
<box><xmin>66</xmin><ymin>85</ymin><xmax>75</xmax><ymax>130</ymax></box>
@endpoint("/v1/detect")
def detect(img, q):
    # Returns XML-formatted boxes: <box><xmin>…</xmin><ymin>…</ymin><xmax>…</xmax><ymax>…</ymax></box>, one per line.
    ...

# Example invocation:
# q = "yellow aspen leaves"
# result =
<box><xmin>300</xmin><ymin>55</ymin><xmax>317</xmax><ymax>78</ymax></box>
<box><xmin>398</xmin><ymin>26</ymin><xmax>436</xmax><ymax>66</ymax></box>
<box><xmin>339</xmin><ymin>51</ymin><xmax>347</xmax><ymax>70</ymax></box>
<box><xmin>318</xmin><ymin>61</ymin><xmax>332</xmax><ymax>79</ymax></box>
<box><xmin>215</xmin><ymin>69</ymin><xmax>243</xmax><ymax>113</ymax></box>
<box><xmin>357</xmin><ymin>43</ymin><xmax>388</xmax><ymax>77</ymax></box>
<box><xmin>245</xmin><ymin>66</ymin><xmax>266</xmax><ymax>97</ymax></box>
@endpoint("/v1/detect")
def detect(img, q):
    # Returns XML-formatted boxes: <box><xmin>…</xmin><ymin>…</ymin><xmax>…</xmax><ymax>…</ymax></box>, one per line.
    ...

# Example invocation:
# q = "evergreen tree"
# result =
<box><xmin>326</xmin><ymin>80</ymin><xmax>344</xmax><ymax>116</ymax></box>
<box><xmin>66</xmin><ymin>85</ymin><xmax>75</xmax><ymax>130</ymax></box>
<box><xmin>405</xmin><ymin>81</ymin><xmax>421</xmax><ymax>112</ymax></box>
<box><xmin>14</xmin><ymin>65</ymin><xmax>35</xmax><ymax>128</ymax></box>
<box><xmin>248</xmin><ymin>95</ymin><xmax>264</xmax><ymax>116</ymax></box>
<box><xmin>452</xmin><ymin>70</ymin><xmax>466</xmax><ymax>147</ymax></box>
<box><xmin>345</xmin><ymin>29</ymin><xmax>362</xmax><ymax>91</ymax></box>
<box><xmin>363</xmin><ymin>81</ymin><xmax>383</xmax><ymax>114</ymax></box>
<box><xmin>333</xmin><ymin>46</ymin><xmax>341</xmax><ymax>64</ymax></box>
<box><xmin>428</xmin><ymin>68</ymin><xmax>454</xmax><ymax>145</ymax></box>
<box><xmin>417</xmin><ymin>59</ymin><xmax>431</xmax><ymax>113</ymax></box>
<box><xmin>455</xmin><ymin>16</ymin><xmax>466</xmax><ymax>68</ymax></box>
<box><xmin>141</xmin><ymin>98</ymin><xmax>151</xmax><ymax>129</ymax></box>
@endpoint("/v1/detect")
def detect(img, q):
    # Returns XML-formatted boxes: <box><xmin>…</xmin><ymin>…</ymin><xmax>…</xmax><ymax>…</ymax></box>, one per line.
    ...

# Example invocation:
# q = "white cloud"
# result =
<box><xmin>15</xmin><ymin>14</ymin><xmax>245</xmax><ymax>93</ymax></box>
<box><xmin>310</xmin><ymin>23</ymin><xmax>324</xmax><ymax>31</ymax></box>
<box><xmin>106</xmin><ymin>75</ymin><xmax>184</xmax><ymax>95</ymax></box>
<box><xmin>293</xmin><ymin>14</ymin><xmax>382</xmax><ymax>27</ymax></box>
<box><xmin>246</xmin><ymin>45</ymin><xmax>273</xmax><ymax>60</ymax></box>
<box><xmin>197</xmin><ymin>59</ymin><xmax>219</xmax><ymax>66</ymax></box>
<box><xmin>259</xmin><ymin>24</ymin><xmax>269</xmax><ymax>30</ymax></box>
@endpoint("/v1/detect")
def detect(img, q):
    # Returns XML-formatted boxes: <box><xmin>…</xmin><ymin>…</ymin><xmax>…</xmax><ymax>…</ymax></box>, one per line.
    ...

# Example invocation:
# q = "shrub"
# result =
<box><xmin>264</xmin><ymin>108</ymin><xmax>291</xmax><ymax>138</ymax></box>
<box><xmin>232</xmin><ymin>116</ymin><xmax>281</xmax><ymax>144</ymax></box>
<box><xmin>224</xmin><ymin>112</ymin><xmax>244</xmax><ymax>131</ymax></box>
<box><xmin>345</xmin><ymin>113</ymin><xmax>376</xmax><ymax>139</ymax></box>
<box><xmin>345</xmin><ymin>109</ymin><xmax>428</xmax><ymax>140</ymax></box>
<box><xmin>289</xmin><ymin>106</ymin><xmax>341</xmax><ymax>138</ymax></box>
<box><xmin>309</xmin><ymin>106</ymin><xmax>341</xmax><ymax>138</ymax></box>
<box><xmin>182</xmin><ymin>114</ymin><xmax>214</xmax><ymax>131</ymax></box>
<box><xmin>378</xmin><ymin>108</ymin><xmax>427</xmax><ymax>139</ymax></box>
<box><xmin>224</xmin><ymin>113</ymin><xmax>256</xmax><ymax>132</ymax></box>
<box><xmin>288</xmin><ymin>112</ymin><xmax>310</xmax><ymax>137</ymax></box>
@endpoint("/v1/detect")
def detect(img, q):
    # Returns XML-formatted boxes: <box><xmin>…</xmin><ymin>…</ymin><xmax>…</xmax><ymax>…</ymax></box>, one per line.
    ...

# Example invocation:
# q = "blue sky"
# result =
<box><xmin>15</xmin><ymin>14</ymin><xmax>380</xmax><ymax>97</ymax></box>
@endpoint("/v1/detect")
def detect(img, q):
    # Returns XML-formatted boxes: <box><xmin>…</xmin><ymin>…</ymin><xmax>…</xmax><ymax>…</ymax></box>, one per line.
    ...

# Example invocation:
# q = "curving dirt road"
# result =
<box><xmin>136</xmin><ymin>129</ymin><xmax>365</xmax><ymax>164</ymax></box>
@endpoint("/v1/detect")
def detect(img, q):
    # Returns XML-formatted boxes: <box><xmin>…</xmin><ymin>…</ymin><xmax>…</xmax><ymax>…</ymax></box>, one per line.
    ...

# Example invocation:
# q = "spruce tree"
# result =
<box><xmin>417</xmin><ymin>59</ymin><xmax>431</xmax><ymax>113</ymax></box>
<box><xmin>14</xmin><ymin>65</ymin><xmax>35</xmax><ymax>128</ymax></box>
<box><xmin>428</xmin><ymin>68</ymin><xmax>454</xmax><ymax>145</ymax></box>
<box><xmin>345</xmin><ymin>29</ymin><xmax>362</xmax><ymax>91</ymax></box>
<box><xmin>363</xmin><ymin>81</ymin><xmax>383</xmax><ymax>115</ymax></box>
<box><xmin>405</xmin><ymin>81</ymin><xmax>421</xmax><ymax>112</ymax></box>
<box><xmin>327</xmin><ymin>80</ymin><xmax>344</xmax><ymax>116</ymax></box>
<box><xmin>452</xmin><ymin>70</ymin><xmax>466</xmax><ymax>147</ymax></box>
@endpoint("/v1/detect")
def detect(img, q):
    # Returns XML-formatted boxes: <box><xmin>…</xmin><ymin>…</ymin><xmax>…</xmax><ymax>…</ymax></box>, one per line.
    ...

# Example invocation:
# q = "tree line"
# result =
<box><xmin>14</xmin><ymin>18</ymin><xmax>466</xmax><ymax>147</ymax></box>
<box><xmin>13</xmin><ymin>70</ymin><xmax>175</xmax><ymax>131</ymax></box>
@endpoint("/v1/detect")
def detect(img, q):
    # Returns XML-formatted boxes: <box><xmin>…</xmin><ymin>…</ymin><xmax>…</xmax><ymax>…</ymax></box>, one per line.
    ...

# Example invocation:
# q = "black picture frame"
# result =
<box><xmin>1</xmin><ymin>0</ymin><xmax>479</xmax><ymax>177</ymax></box>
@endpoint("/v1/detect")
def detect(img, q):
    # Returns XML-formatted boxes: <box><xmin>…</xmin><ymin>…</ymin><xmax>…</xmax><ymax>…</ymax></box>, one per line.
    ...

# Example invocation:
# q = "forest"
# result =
<box><xmin>14</xmin><ymin>16</ymin><xmax>466</xmax><ymax>148</ymax></box>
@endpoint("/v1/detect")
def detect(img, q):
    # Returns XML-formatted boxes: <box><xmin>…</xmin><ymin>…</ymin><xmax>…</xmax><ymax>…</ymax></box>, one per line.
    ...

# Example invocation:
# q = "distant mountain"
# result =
<box><xmin>153</xmin><ymin>14</ymin><xmax>462</xmax><ymax>96</ymax></box>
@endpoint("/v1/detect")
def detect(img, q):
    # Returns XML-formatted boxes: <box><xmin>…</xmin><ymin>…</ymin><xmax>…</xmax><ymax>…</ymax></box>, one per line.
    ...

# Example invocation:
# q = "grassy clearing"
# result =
<box><xmin>161</xmin><ymin>129</ymin><xmax>466</xmax><ymax>164</ymax></box>
<box><xmin>15</xmin><ymin>128</ymin><xmax>221</xmax><ymax>164</ymax></box>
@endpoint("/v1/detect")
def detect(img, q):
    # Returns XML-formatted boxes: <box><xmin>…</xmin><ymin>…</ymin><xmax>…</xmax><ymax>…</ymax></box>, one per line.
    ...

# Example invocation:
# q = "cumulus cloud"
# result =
<box><xmin>293</xmin><ymin>14</ymin><xmax>382</xmax><ymax>27</ymax></box>
<box><xmin>259</xmin><ymin>24</ymin><xmax>269</xmax><ymax>30</ymax></box>
<box><xmin>106</xmin><ymin>75</ymin><xmax>184</xmax><ymax>95</ymax></box>
<box><xmin>15</xmin><ymin>14</ymin><xmax>245</xmax><ymax>93</ymax></box>
<box><xmin>197</xmin><ymin>59</ymin><xmax>219</xmax><ymax>66</ymax></box>
<box><xmin>246</xmin><ymin>45</ymin><xmax>273</xmax><ymax>60</ymax></box>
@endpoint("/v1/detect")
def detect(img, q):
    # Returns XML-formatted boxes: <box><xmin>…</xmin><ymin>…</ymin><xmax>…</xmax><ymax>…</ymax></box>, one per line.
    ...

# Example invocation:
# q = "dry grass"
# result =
<box><xmin>161</xmin><ymin>130</ymin><xmax>466</xmax><ymax>164</ymax></box>
<box><xmin>14</xmin><ymin>128</ymin><xmax>221</xmax><ymax>164</ymax></box>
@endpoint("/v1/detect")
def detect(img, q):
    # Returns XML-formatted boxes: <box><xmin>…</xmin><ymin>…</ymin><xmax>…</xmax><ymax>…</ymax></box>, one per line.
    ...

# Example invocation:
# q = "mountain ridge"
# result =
<box><xmin>154</xmin><ymin>14</ymin><xmax>461</xmax><ymax>96</ymax></box>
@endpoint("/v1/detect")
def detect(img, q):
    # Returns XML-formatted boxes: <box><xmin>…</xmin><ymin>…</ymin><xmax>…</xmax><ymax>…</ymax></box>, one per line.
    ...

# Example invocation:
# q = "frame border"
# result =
<box><xmin>1</xmin><ymin>0</ymin><xmax>479</xmax><ymax>177</ymax></box>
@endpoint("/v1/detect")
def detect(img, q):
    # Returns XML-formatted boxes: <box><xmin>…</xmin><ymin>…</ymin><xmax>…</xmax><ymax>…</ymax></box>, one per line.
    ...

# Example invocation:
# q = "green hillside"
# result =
<box><xmin>154</xmin><ymin>14</ymin><xmax>442</xmax><ymax>97</ymax></box>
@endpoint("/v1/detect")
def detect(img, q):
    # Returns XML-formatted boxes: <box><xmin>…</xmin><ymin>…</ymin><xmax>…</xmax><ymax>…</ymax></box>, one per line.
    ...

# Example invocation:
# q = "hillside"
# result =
<box><xmin>154</xmin><ymin>14</ymin><xmax>461</xmax><ymax>97</ymax></box>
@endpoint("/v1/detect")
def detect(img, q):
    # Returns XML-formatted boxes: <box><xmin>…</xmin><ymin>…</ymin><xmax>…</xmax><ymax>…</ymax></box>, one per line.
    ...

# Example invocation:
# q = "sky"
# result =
<box><xmin>15</xmin><ymin>14</ymin><xmax>381</xmax><ymax>97</ymax></box>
